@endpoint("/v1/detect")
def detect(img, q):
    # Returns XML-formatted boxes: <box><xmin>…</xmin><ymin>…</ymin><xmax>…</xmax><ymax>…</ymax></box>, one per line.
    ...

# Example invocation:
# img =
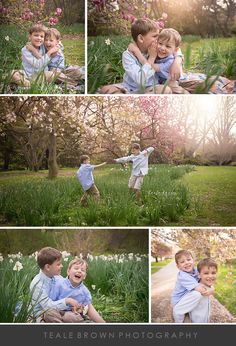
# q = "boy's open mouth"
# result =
<box><xmin>75</xmin><ymin>274</ymin><xmax>82</xmax><ymax>279</ymax></box>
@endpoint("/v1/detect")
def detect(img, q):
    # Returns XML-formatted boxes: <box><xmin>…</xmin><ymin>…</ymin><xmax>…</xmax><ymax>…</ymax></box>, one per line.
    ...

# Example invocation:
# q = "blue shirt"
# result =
<box><xmin>122</xmin><ymin>50</ymin><xmax>159</xmax><ymax>92</ymax></box>
<box><xmin>51</xmin><ymin>278</ymin><xmax>92</xmax><ymax>311</ymax></box>
<box><xmin>155</xmin><ymin>55</ymin><xmax>175</xmax><ymax>83</ymax></box>
<box><xmin>48</xmin><ymin>48</ymin><xmax>65</xmax><ymax>71</ymax></box>
<box><xmin>77</xmin><ymin>164</ymin><xmax>95</xmax><ymax>191</ymax></box>
<box><xmin>115</xmin><ymin>147</ymin><xmax>154</xmax><ymax>176</ymax></box>
<box><xmin>29</xmin><ymin>271</ymin><xmax>67</xmax><ymax>317</ymax></box>
<box><xmin>22</xmin><ymin>45</ymin><xmax>50</xmax><ymax>78</ymax></box>
<box><xmin>171</xmin><ymin>268</ymin><xmax>199</xmax><ymax>306</ymax></box>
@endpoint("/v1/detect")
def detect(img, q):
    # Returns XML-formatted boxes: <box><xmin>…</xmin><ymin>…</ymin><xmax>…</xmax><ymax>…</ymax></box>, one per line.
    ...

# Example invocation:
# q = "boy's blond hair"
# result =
<box><xmin>29</xmin><ymin>24</ymin><xmax>48</xmax><ymax>35</ymax></box>
<box><xmin>131</xmin><ymin>18</ymin><xmax>158</xmax><ymax>42</ymax></box>
<box><xmin>45</xmin><ymin>28</ymin><xmax>61</xmax><ymax>40</ymax></box>
<box><xmin>132</xmin><ymin>143</ymin><xmax>141</xmax><ymax>150</ymax></box>
<box><xmin>67</xmin><ymin>258</ymin><xmax>88</xmax><ymax>271</ymax></box>
<box><xmin>197</xmin><ymin>258</ymin><xmax>218</xmax><ymax>273</ymax></box>
<box><xmin>159</xmin><ymin>28</ymin><xmax>181</xmax><ymax>47</ymax></box>
<box><xmin>37</xmin><ymin>247</ymin><xmax>62</xmax><ymax>269</ymax></box>
<box><xmin>175</xmin><ymin>250</ymin><xmax>193</xmax><ymax>264</ymax></box>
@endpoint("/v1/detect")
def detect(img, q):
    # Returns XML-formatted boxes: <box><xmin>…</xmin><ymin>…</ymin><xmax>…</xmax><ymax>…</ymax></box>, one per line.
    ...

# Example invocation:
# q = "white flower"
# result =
<box><xmin>5</xmin><ymin>36</ymin><xmax>10</xmax><ymax>41</ymax></box>
<box><xmin>13</xmin><ymin>261</ymin><xmax>23</xmax><ymax>271</ymax></box>
<box><xmin>9</xmin><ymin>259</ymin><xmax>13</xmax><ymax>263</ymax></box>
<box><xmin>64</xmin><ymin>257</ymin><xmax>69</xmax><ymax>262</ymax></box>
<box><xmin>61</xmin><ymin>251</ymin><xmax>70</xmax><ymax>258</ymax></box>
<box><xmin>0</xmin><ymin>255</ymin><xmax>3</xmax><ymax>262</ymax></box>
<box><xmin>91</xmin><ymin>285</ymin><xmax>96</xmax><ymax>290</ymax></box>
<box><xmin>105</xmin><ymin>38</ymin><xmax>111</xmax><ymax>46</ymax></box>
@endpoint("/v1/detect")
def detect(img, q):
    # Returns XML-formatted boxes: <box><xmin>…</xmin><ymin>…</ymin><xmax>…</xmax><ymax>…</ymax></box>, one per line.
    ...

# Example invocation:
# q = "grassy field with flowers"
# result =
<box><xmin>0</xmin><ymin>250</ymin><xmax>148</xmax><ymax>323</ymax></box>
<box><xmin>88</xmin><ymin>35</ymin><xmax>236</xmax><ymax>93</ymax></box>
<box><xmin>0</xmin><ymin>164</ymin><xmax>194</xmax><ymax>226</ymax></box>
<box><xmin>0</xmin><ymin>24</ymin><xmax>85</xmax><ymax>94</ymax></box>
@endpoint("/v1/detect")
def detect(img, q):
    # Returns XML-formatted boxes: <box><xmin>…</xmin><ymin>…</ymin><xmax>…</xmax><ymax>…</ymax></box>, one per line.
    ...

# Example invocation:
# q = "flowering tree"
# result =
<box><xmin>0</xmin><ymin>0</ymin><xmax>62</xmax><ymax>29</ymax></box>
<box><xmin>88</xmin><ymin>0</ymin><xmax>167</xmax><ymax>35</ymax></box>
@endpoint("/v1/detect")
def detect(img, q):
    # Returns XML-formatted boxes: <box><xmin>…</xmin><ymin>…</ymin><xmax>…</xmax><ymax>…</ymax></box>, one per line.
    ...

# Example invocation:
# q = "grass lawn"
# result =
<box><xmin>215</xmin><ymin>263</ymin><xmax>236</xmax><ymax>317</ymax></box>
<box><xmin>151</xmin><ymin>259</ymin><xmax>172</xmax><ymax>274</ymax></box>
<box><xmin>176</xmin><ymin>166</ymin><xmax>236</xmax><ymax>226</ymax></box>
<box><xmin>88</xmin><ymin>35</ymin><xmax>235</xmax><ymax>93</ymax></box>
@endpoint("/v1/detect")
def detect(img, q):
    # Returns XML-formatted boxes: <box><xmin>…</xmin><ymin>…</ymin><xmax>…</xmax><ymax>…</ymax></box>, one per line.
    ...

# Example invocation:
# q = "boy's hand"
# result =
<box><xmin>148</xmin><ymin>42</ymin><xmax>158</xmax><ymax>60</ymax></box>
<box><xmin>201</xmin><ymin>286</ymin><xmax>215</xmax><ymax>296</ymax></box>
<box><xmin>128</xmin><ymin>43</ymin><xmax>139</xmax><ymax>56</ymax></box>
<box><xmin>65</xmin><ymin>297</ymin><xmax>79</xmax><ymax>312</ymax></box>
<box><xmin>195</xmin><ymin>284</ymin><xmax>208</xmax><ymax>295</ymax></box>
<box><xmin>47</xmin><ymin>45</ymin><xmax>59</xmax><ymax>57</ymax></box>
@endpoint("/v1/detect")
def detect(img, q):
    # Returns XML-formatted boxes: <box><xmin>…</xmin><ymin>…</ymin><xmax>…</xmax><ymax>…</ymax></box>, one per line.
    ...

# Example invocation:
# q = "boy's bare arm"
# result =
<box><xmin>93</xmin><ymin>162</ymin><xmax>107</xmax><ymax>168</ymax></box>
<box><xmin>26</xmin><ymin>43</ymin><xmax>42</xmax><ymax>59</ymax></box>
<box><xmin>201</xmin><ymin>285</ymin><xmax>215</xmax><ymax>296</ymax></box>
<box><xmin>128</xmin><ymin>43</ymin><xmax>148</xmax><ymax>65</ymax></box>
<box><xmin>169</xmin><ymin>56</ymin><xmax>182</xmax><ymax>80</ymax></box>
<box><xmin>147</xmin><ymin>42</ymin><xmax>160</xmax><ymax>72</ymax></box>
<box><xmin>87</xmin><ymin>304</ymin><xmax>106</xmax><ymax>323</ymax></box>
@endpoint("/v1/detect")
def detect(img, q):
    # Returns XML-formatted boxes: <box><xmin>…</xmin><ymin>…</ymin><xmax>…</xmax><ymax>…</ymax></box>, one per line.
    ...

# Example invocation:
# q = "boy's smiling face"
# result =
<box><xmin>157</xmin><ymin>38</ymin><xmax>177</xmax><ymax>59</ymax></box>
<box><xmin>177</xmin><ymin>254</ymin><xmax>194</xmax><ymax>273</ymax></box>
<box><xmin>44</xmin><ymin>34</ymin><xmax>58</xmax><ymax>50</ymax></box>
<box><xmin>67</xmin><ymin>262</ymin><xmax>87</xmax><ymax>287</ymax></box>
<box><xmin>198</xmin><ymin>265</ymin><xmax>217</xmax><ymax>287</ymax></box>
<box><xmin>29</xmin><ymin>31</ymin><xmax>45</xmax><ymax>48</ymax></box>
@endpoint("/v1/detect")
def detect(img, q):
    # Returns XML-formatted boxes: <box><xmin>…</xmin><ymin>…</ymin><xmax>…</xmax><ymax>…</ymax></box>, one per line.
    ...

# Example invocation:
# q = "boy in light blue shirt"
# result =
<box><xmin>114</xmin><ymin>143</ymin><xmax>154</xmax><ymax>204</ymax></box>
<box><xmin>50</xmin><ymin>258</ymin><xmax>105</xmax><ymax>323</ymax></box>
<box><xmin>29</xmin><ymin>247</ymin><xmax>79</xmax><ymax>322</ymax></box>
<box><xmin>77</xmin><ymin>155</ymin><xmax>106</xmax><ymax>207</ymax></box>
<box><xmin>172</xmin><ymin>250</ymin><xmax>215</xmax><ymax>323</ymax></box>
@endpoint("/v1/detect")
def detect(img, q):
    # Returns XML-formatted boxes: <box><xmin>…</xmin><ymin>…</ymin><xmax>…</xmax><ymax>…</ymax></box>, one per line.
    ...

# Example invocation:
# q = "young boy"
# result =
<box><xmin>26</xmin><ymin>28</ymin><xmax>84</xmax><ymax>88</ymax></box>
<box><xmin>29</xmin><ymin>247</ymin><xmax>80</xmax><ymax>322</ymax></box>
<box><xmin>77</xmin><ymin>155</ymin><xmax>106</xmax><ymax>207</ymax></box>
<box><xmin>172</xmin><ymin>250</ymin><xmax>216</xmax><ymax>323</ymax></box>
<box><xmin>50</xmin><ymin>258</ymin><xmax>105</xmax><ymax>323</ymax></box>
<box><xmin>114</xmin><ymin>143</ymin><xmax>154</xmax><ymax>204</ymax></box>
<box><xmin>11</xmin><ymin>24</ymin><xmax>59</xmax><ymax>87</ymax></box>
<box><xmin>99</xmin><ymin>18</ymin><xmax>183</xmax><ymax>94</ymax></box>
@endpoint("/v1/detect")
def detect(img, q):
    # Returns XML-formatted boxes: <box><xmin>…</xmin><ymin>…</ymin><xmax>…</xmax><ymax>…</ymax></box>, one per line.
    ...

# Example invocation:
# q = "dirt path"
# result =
<box><xmin>151</xmin><ymin>261</ymin><xmax>236</xmax><ymax>323</ymax></box>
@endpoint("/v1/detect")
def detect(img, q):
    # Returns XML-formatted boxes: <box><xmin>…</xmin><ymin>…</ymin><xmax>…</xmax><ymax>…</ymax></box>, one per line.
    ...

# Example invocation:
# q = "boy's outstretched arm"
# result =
<box><xmin>87</xmin><ymin>304</ymin><xmax>106</xmax><ymax>323</ymax></box>
<box><xmin>93</xmin><ymin>162</ymin><xmax>107</xmax><ymax>168</ymax></box>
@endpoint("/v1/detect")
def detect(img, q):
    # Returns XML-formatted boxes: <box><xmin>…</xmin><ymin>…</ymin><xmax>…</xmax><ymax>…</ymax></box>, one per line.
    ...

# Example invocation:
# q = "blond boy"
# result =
<box><xmin>50</xmin><ymin>258</ymin><xmax>106</xmax><ymax>323</ymax></box>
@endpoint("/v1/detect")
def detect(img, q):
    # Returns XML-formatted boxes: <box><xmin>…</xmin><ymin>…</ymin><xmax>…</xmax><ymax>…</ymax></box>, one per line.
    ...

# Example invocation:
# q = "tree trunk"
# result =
<box><xmin>48</xmin><ymin>131</ymin><xmax>58</xmax><ymax>179</ymax></box>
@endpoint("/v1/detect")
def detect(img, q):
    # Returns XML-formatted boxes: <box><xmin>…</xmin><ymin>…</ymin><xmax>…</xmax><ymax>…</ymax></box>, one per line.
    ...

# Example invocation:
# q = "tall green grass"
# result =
<box><xmin>0</xmin><ymin>165</ymin><xmax>194</xmax><ymax>226</ymax></box>
<box><xmin>0</xmin><ymin>253</ymin><xmax>148</xmax><ymax>323</ymax></box>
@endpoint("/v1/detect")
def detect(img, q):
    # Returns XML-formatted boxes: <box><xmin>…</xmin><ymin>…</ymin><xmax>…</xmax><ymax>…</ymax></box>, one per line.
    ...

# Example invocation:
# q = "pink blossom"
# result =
<box><xmin>48</xmin><ymin>17</ymin><xmax>58</xmax><ymax>26</ymax></box>
<box><xmin>0</xmin><ymin>7</ymin><xmax>7</xmax><ymax>13</ymax></box>
<box><xmin>55</xmin><ymin>8</ymin><xmax>62</xmax><ymax>16</ymax></box>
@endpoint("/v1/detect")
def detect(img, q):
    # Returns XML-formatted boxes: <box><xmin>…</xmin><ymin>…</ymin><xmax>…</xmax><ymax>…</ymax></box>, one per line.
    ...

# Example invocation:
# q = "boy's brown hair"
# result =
<box><xmin>197</xmin><ymin>258</ymin><xmax>218</xmax><ymax>272</ymax></box>
<box><xmin>132</xmin><ymin>143</ymin><xmax>141</xmax><ymax>150</ymax></box>
<box><xmin>175</xmin><ymin>250</ymin><xmax>193</xmax><ymax>264</ymax></box>
<box><xmin>45</xmin><ymin>28</ymin><xmax>61</xmax><ymax>40</ymax></box>
<box><xmin>158</xmin><ymin>28</ymin><xmax>182</xmax><ymax>47</ymax></box>
<box><xmin>67</xmin><ymin>258</ymin><xmax>88</xmax><ymax>271</ymax></box>
<box><xmin>37</xmin><ymin>247</ymin><xmax>62</xmax><ymax>269</ymax></box>
<box><xmin>131</xmin><ymin>18</ymin><xmax>158</xmax><ymax>42</ymax></box>
<box><xmin>80</xmin><ymin>155</ymin><xmax>90</xmax><ymax>164</ymax></box>
<box><xmin>29</xmin><ymin>24</ymin><xmax>48</xmax><ymax>35</ymax></box>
